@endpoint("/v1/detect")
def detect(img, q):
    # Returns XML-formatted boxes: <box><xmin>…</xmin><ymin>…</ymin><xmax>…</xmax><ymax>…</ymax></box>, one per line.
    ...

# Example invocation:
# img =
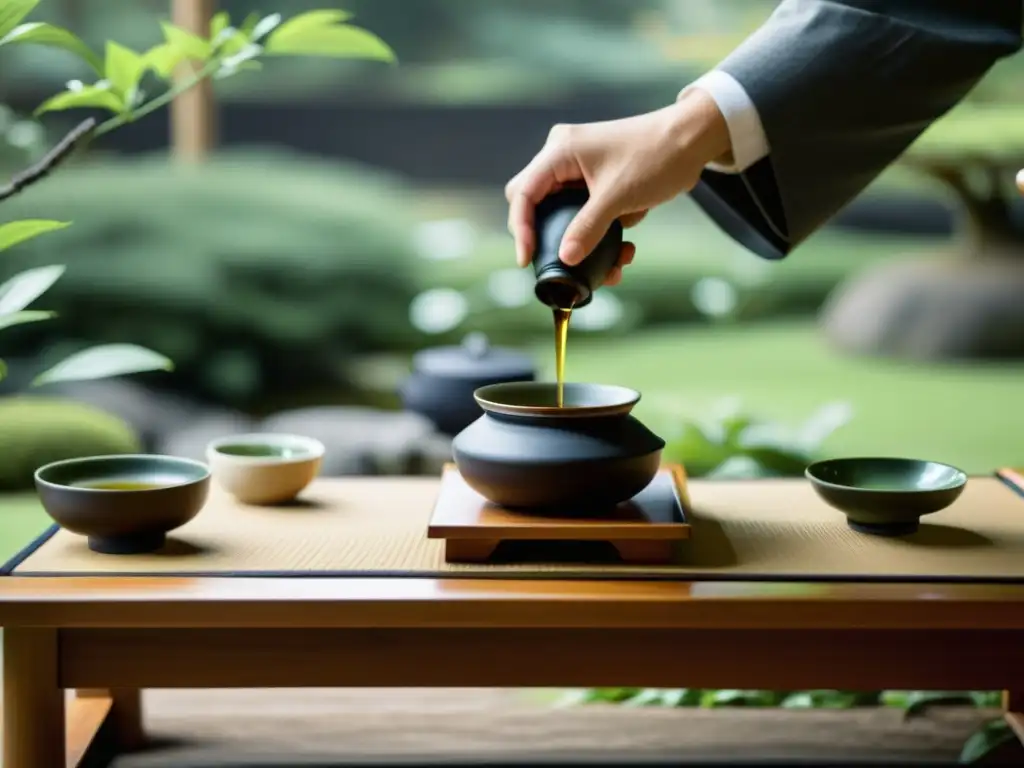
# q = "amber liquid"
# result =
<box><xmin>553</xmin><ymin>307</ymin><xmax>573</xmax><ymax>407</ymax></box>
<box><xmin>77</xmin><ymin>480</ymin><xmax>163</xmax><ymax>491</ymax></box>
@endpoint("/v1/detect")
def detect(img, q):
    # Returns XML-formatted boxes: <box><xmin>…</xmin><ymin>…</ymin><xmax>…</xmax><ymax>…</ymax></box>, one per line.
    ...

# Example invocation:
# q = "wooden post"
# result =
<box><xmin>3</xmin><ymin>628</ymin><xmax>65</xmax><ymax>768</ymax></box>
<box><xmin>170</xmin><ymin>0</ymin><xmax>217</xmax><ymax>162</ymax></box>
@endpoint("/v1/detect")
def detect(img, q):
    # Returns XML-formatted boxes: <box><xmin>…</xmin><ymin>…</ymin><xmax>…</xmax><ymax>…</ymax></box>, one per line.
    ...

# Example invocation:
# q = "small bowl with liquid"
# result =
<box><xmin>206</xmin><ymin>433</ymin><xmax>325</xmax><ymax>506</ymax></box>
<box><xmin>806</xmin><ymin>457</ymin><xmax>968</xmax><ymax>536</ymax></box>
<box><xmin>34</xmin><ymin>454</ymin><xmax>211</xmax><ymax>554</ymax></box>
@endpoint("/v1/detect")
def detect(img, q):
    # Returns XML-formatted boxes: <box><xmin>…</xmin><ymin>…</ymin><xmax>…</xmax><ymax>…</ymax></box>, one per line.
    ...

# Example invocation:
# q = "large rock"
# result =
<box><xmin>155</xmin><ymin>412</ymin><xmax>259</xmax><ymax>463</ymax></box>
<box><xmin>259</xmin><ymin>406</ymin><xmax>450</xmax><ymax>477</ymax></box>
<box><xmin>820</xmin><ymin>255</ymin><xmax>1024</xmax><ymax>359</ymax></box>
<box><xmin>154</xmin><ymin>404</ymin><xmax>452</xmax><ymax>478</ymax></box>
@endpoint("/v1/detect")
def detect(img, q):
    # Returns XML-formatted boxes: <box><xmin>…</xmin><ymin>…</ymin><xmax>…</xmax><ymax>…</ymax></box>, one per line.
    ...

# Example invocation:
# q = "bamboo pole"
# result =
<box><xmin>170</xmin><ymin>0</ymin><xmax>217</xmax><ymax>162</ymax></box>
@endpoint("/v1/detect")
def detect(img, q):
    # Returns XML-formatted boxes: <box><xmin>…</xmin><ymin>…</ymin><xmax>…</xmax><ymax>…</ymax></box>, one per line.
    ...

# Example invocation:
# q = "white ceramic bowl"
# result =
<box><xmin>205</xmin><ymin>433</ymin><xmax>325</xmax><ymax>505</ymax></box>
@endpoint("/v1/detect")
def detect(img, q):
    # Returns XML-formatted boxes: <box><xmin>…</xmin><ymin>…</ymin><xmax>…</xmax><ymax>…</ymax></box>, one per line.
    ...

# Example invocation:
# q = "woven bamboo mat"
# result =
<box><xmin>10</xmin><ymin>473</ymin><xmax>1024</xmax><ymax>583</ymax></box>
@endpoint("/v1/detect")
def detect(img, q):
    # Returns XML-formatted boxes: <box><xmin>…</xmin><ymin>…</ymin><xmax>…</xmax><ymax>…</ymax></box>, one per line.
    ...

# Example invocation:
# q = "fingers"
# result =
<box><xmin>505</xmin><ymin>155</ymin><xmax>561</xmax><ymax>268</ymax></box>
<box><xmin>619</xmin><ymin>241</ymin><xmax>636</xmax><ymax>266</ymax></box>
<box><xmin>603</xmin><ymin>242</ymin><xmax>635</xmax><ymax>286</ymax></box>
<box><xmin>560</xmin><ymin>195</ymin><xmax>619</xmax><ymax>266</ymax></box>
<box><xmin>619</xmin><ymin>210</ymin><xmax>648</xmax><ymax>229</ymax></box>
<box><xmin>1017</xmin><ymin>168</ymin><xmax>1024</xmax><ymax>194</ymax></box>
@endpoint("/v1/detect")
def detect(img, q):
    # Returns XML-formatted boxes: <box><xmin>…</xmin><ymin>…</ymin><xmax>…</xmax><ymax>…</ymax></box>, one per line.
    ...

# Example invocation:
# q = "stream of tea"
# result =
<box><xmin>553</xmin><ymin>306</ymin><xmax>573</xmax><ymax>407</ymax></box>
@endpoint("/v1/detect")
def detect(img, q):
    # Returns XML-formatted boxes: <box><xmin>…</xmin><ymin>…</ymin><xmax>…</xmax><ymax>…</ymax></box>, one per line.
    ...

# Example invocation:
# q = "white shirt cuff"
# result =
<box><xmin>679</xmin><ymin>70</ymin><xmax>770</xmax><ymax>174</ymax></box>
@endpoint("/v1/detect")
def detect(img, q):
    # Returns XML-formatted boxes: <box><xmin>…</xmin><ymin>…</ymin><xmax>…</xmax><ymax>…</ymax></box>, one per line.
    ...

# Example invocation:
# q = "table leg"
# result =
<box><xmin>3</xmin><ymin>628</ymin><xmax>65</xmax><ymax>768</ymax></box>
<box><xmin>76</xmin><ymin>688</ymin><xmax>146</xmax><ymax>751</ymax></box>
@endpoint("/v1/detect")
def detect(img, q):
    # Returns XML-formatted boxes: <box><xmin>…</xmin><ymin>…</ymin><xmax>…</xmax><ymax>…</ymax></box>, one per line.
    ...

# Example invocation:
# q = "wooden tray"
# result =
<box><xmin>427</xmin><ymin>463</ymin><xmax>691</xmax><ymax>564</ymax></box>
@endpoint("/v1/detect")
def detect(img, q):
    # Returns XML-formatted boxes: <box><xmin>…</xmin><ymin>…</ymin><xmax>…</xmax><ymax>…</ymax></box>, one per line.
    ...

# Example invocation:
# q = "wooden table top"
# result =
<box><xmin>1</xmin><ymin>575</ymin><xmax>1024</xmax><ymax>631</ymax></box>
<box><xmin>3</xmin><ymin>468</ymin><xmax>1022</xmax><ymax>632</ymax></box>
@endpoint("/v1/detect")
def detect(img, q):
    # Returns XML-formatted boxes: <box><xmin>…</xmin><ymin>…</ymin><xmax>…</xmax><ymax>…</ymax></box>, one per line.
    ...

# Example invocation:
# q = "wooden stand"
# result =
<box><xmin>427</xmin><ymin>464</ymin><xmax>691</xmax><ymax>565</ymax></box>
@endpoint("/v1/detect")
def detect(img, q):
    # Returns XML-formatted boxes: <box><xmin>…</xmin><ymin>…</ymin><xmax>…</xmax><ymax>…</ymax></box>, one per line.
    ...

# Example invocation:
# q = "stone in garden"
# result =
<box><xmin>155</xmin><ymin>412</ymin><xmax>259</xmax><ymax>463</ymax></box>
<box><xmin>821</xmin><ymin>256</ymin><xmax>1024</xmax><ymax>359</ymax></box>
<box><xmin>258</xmin><ymin>407</ymin><xmax>449</xmax><ymax>477</ymax></box>
<box><xmin>47</xmin><ymin>379</ymin><xmax>209</xmax><ymax>452</ymax></box>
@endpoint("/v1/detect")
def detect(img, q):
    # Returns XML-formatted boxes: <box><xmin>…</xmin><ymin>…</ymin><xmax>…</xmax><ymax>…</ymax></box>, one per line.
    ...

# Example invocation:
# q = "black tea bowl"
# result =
<box><xmin>805</xmin><ymin>457</ymin><xmax>968</xmax><ymax>536</ymax></box>
<box><xmin>452</xmin><ymin>381</ymin><xmax>665</xmax><ymax>512</ymax></box>
<box><xmin>34</xmin><ymin>454</ymin><xmax>211</xmax><ymax>554</ymax></box>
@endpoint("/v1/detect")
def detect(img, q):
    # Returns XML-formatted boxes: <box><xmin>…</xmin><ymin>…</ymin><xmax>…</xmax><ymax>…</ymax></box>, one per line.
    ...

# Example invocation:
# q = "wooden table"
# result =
<box><xmin>3</xmin><ymin>576</ymin><xmax>1024</xmax><ymax>767</ymax></box>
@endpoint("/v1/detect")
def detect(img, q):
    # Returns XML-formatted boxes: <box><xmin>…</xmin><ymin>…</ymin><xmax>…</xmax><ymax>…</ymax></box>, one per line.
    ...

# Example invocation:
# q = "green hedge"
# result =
<box><xmin>0</xmin><ymin>396</ymin><xmax>140</xmax><ymax>491</ymax></box>
<box><xmin>0</xmin><ymin>148</ymin><xmax>430</xmax><ymax>410</ymax></box>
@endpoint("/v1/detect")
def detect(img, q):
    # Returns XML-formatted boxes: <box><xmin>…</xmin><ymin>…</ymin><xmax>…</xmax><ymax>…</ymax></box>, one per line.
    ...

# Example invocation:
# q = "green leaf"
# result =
<box><xmin>239</xmin><ymin>11</ymin><xmax>262</xmax><ymax>37</ymax></box>
<box><xmin>32</xmin><ymin>343</ymin><xmax>173</xmax><ymax>387</ymax></box>
<box><xmin>210</xmin><ymin>10</ymin><xmax>231</xmax><ymax>40</ymax></box>
<box><xmin>268</xmin><ymin>10</ymin><xmax>352</xmax><ymax>40</ymax></box>
<box><xmin>34</xmin><ymin>84</ymin><xmax>124</xmax><ymax>117</ymax></box>
<box><xmin>0</xmin><ymin>22</ymin><xmax>102</xmax><ymax>73</ymax></box>
<box><xmin>741</xmin><ymin>446</ymin><xmax>810</xmax><ymax>476</ymax></box>
<box><xmin>901</xmin><ymin>691</ymin><xmax>976</xmax><ymax>719</ymax></box>
<box><xmin>265</xmin><ymin>21</ymin><xmax>395</xmax><ymax>62</ymax></box>
<box><xmin>209</xmin><ymin>11</ymin><xmax>248</xmax><ymax>56</ymax></box>
<box><xmin>662</xmin><ymin>422</ymin><xmax>732</xmax><ymax>477</ymax></box>
<box><xmin>0</xmin><ymin>219</ymin><xmax>70</xmax><ymax>252</ymax></box>
<box><xmin>0</xmin><ymin>357</ymin><xmax>6</xmax><ymax>382</ymax></box>
<box><xmin>142</xmin><ymin>42</ymin><xmax>185</xmax><ymax>80</ymax></box>
<box><xmin>0</xmin><ymin>0</ymin><xmax>38</xmax><ymax>39</ymax></box>
<box><xmin>699</xmin><ymin>689</ymin><xmax>784</xmax><ymax>708</ymax></box>
<box><xmin>661</xmin><ymin>688</ymin><xmax>702</xmax><ymax>707</ymax></box>
<box><xmin>0</xmin><ymin>264</ymin><xmax>65</xmax><ymax>315</ymax></box>
<box><xmin>103</xmin><ymin>41</ymin><xmax>146</xmax><ymax>100</ymax></box>
<box><xmin>781</xmin><ymin>690</ymin><xmax>878</xmax><ymax>709</ymax></box>
<box><xmin>0</xmin><ymin>309</ymin><xmax>54</xmax><ymax>330</ymax></box>
<box><xmin>249</xmin><ymin>12</ymin><xmax>282</xmax><ymax>42</ymax></box>
<box><xmin>160</xmin><ymin>20</ymin><xmax>213</xmax><ymax>60</ymax></box>
<box><xmin>970</xmin><ymin>691</ymin><xmax>1004</xmax><ymax>708</ymax></box>
<box><xmin>959</xmin><ymin>718</ymin><xmax>1015</xmax><ymax>764</ymax></box>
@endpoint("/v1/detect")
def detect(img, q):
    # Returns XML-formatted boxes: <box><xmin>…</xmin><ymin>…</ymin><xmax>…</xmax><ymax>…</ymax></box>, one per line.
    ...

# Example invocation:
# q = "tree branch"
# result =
<box><xmin>0</xmin><ymin>118</ymin><xmax>97</xmax><ymax>204</ymax></box>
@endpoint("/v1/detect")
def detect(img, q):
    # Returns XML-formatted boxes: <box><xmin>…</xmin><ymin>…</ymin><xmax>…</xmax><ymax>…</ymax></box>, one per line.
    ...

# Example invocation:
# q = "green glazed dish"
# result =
<box><xmin>805</xmin><ymin>457</ymin><xmax>968</xmax><ymax>536</ymax></box>
<box><xmin>34</xmin><ymin>454</ymin><xmax>211</xmax><ymax>554</ymax></box>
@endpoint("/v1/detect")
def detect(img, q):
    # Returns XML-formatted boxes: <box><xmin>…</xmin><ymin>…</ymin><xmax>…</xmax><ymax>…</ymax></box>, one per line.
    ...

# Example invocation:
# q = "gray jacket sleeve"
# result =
<box><xmin>690</xmin><ymin>0</ymin><xmax>1022</xmax><ymax>260</ymax></box>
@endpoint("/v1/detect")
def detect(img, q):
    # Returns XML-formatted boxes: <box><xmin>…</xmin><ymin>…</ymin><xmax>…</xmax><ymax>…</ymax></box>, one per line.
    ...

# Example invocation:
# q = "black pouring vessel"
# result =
<box><xmin>452</xmin><ymin>381</ymin><xmax>665</xmax><ymax>511</ymax></box>
<box><xmin>532</xmin><ymin>187</ymin><xmax>624</xmax><ymax>309</ymax></box>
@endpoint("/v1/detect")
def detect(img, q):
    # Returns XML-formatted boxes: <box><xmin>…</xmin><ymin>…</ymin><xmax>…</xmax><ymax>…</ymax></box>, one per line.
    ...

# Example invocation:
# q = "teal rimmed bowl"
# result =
<box><xmin>806</xmin><ymin>457</ymin><xmax>968</xmax><ymax>536</ymax></box>
<box><xmin>34</xmin><ymin>454</ymin><xmax>211</xmax><ymax>554</ymax></box>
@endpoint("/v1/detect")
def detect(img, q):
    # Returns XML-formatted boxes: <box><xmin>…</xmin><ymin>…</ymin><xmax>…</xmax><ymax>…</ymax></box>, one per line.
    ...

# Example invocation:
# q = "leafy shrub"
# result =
<box><xmin>0</xmin><ymin>395</ymin><xmax>140</xmax><ymax>491</ymax></box>
<box><xmin>0</xmin><ymin>148</ymin><xmax>429</xmax><ymax>409</ymax></box>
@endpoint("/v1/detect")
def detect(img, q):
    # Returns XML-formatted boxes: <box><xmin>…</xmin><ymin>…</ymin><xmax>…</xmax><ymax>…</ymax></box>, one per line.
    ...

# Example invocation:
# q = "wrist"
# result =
<box><xmin>665</xmin><ymin>87</ymin><xmax>733</xmax><ymax>170</ymax></box>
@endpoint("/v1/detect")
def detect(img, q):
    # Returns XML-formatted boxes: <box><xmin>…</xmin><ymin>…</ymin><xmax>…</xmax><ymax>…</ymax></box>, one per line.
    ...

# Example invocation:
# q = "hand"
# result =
<box><xmin>504</xmin><ymin>88</ymin><xmax>731</xmax><ymax>286</ymax></box>
<box><xmin>1017</xmin><ymin>169</ymin><xmax>1024</xmax><ymax>195</ymax></box>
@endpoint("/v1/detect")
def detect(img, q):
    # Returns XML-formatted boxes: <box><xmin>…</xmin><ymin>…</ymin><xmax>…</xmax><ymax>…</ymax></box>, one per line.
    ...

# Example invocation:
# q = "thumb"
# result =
<box><xmin>558</xmin><ymin>194</ymin><xmax>619</xmax><ymax>266</ymax></box>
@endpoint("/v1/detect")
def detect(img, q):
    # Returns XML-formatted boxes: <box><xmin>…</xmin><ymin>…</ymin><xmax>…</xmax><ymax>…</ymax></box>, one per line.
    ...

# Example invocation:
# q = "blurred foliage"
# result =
<box><xmin>911</xmin><ymin>103</ymin><xmax>1024</xmax><ymax>162</ymax></box>
<box><xmin>0</xmin><ymin>148</ymin><xmax>428</xmax><ymax>410</ymax></box>
<box><xmin>960</xmin><ymin>718</ymin><xmax>1017</xmax><ymax>764</ymax></box>
<box><xmin>659</xmin><ymin>398</ymin><xmax>852</xmax><ymax>479</ymax></box>
<box><xmin>0</xmin><ymin>0</ymin><xmax>736</xmax><ymax>105</ymax></box>
<box><xmin>407</xmin><ymin>198</ymin><xmax>949</xmax><ymax>346</ymax></box>
<box><xmin>563</xmin><ymin>399</ymin><xmax>1000</xmax><ymax>749</ymax></box>
<box><xmin>0</xmin><ymin>103</ymin><xmax>46</xmax><ymax>174</ymax></box>
<box><xmin>561</xmin><ymin>686</ymin><xmax>1003</xmax><ymax>722</ymax></box>
<box><xmin>0</xmin><ymin>394</ymin><xmax>140</xmax><ymax>491</ymax></box>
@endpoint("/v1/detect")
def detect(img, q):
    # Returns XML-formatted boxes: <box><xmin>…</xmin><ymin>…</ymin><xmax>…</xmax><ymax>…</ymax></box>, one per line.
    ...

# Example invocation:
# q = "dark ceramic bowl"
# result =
<box><xmin>452</xmin><ymin>381</ymin><xmax>664</xmax><ymax>511</ymax></box>
<box><xmin>806</xmin><ymin>457</ymin><xmax>968</xmax><ymax>536</ymax></box>
<box><xmin>34</xmin><ymin>454</ymin><xmax>211</xmax><ymax>554</ymax></box>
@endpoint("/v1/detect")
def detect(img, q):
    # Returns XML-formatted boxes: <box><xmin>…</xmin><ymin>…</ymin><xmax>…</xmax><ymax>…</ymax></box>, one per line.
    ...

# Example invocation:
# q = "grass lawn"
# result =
<box><xmin>1</xmin><ymin>493</ymin><xmax>48</xmax><ymax>563</ymax></box>
<box><xmin>537</xmin><ymin>320</ymin><xmax>1024</xmax><ymax>474</ymax></box>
